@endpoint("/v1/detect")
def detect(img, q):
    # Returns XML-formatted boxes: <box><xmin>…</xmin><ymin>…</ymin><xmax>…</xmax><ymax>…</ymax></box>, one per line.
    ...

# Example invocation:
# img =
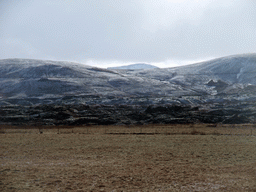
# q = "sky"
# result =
<box><xmin>0</xmin><ymin>0</ymin><xmax>255</xmax><ymax>68</ymax></box>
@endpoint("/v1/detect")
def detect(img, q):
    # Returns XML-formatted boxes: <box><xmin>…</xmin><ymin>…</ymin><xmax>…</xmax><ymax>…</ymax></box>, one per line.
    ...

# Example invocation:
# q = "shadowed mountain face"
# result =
<box><xmin>1</xmin><ymin>54</ymin><xmax>256</xmax><ymax>106</ymax></box>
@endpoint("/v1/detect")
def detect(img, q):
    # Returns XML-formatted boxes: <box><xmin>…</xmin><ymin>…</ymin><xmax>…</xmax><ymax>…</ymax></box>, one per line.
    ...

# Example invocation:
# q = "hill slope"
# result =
<box><xmin>128</xmin><ymin>53</ymin><xmax>256</xmax><ymax>96</ymax></box>
<box><xmin>1</xmin><ymin>54</ymin><xmax>256</xmax><ymax>106</ymax></box>
<box><xmin>0</xmin><ymin>59</ymin><xmax>180</xmax><ymax>105</ymax></box>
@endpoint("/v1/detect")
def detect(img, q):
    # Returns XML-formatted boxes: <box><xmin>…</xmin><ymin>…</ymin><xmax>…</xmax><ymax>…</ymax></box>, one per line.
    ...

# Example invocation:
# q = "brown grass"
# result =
<box><xmin>0</xmin><ymin>124</ymin><xmax>256</xmax><ymax>191</ymax></box>
<box><xmin>1</xmin><ymin>123</ymin><xmax>255</xmax><ymax>136</ymax></box>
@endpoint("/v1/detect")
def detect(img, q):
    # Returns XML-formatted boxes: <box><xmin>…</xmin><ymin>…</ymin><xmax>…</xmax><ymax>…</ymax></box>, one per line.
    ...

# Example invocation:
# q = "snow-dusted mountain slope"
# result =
<box><xmin>1</xmin><ymin>54</ymin><xmax>256</xmax><ymax>105</ymax></box>
<box><xmin>0</xmin><ymin>59</ymin><xmax>180</xmax><ymax>100</ymax></box>
<box><xmin>169</xmin><ymin>53</ymin><xmax>256</xmax><ymax>84</ymax></box>
<box><xmin>127</xmin><ymin>53</ymin><xmax>256</xmax><ymax>95</ymax></box>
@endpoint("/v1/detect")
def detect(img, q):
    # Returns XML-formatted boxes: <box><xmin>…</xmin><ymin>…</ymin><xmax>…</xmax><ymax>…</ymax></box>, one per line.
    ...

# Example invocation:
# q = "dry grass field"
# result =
<box><xmin>0</xmin><ymin>124</ymin><xmax>256</xmax><ymax>191</ymax></box>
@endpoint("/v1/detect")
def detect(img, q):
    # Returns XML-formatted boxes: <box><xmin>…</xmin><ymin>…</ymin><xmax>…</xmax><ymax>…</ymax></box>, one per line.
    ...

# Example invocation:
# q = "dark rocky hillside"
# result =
<box><xmin>0</xmin><ymin>102</ymin><xmax>254</xmax><ymax>126</ymax></box>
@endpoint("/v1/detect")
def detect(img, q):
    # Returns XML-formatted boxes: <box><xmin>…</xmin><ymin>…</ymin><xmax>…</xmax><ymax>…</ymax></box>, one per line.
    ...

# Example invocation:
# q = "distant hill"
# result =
<box><xmin>1</xmin><ymin>54</ymin><xmax>256</xmax><ymax>106</ymax></box>
<box><xmin>2</xmin><ymin>54</ymin><xmax>256</xmax><ymax>125</ymax></box>
<box><xmin>168</xmin><ymin>53</ymin><xmax>256</xmax><ymax>84</ymax></box>
<box><xmin>108</xmin><ymin>63</ymin><xmax>159</xmax><ymax>70</ymax></box>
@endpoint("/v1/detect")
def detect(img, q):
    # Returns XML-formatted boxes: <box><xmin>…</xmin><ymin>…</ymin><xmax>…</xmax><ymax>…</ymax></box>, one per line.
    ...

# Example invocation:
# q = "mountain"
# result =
<box><xmin>0</xmin><ymin>59</ymin><xmax>183</xmax><ymax>106</ymax></box>
<box><xmin>169</xmin><ymin>53</ymin><xmax>256</xmax><ymax>84</ymax></box>
<box><xmin>1</xmin><ymin>54</ymin><xmax>256</xmax><ymax>106</ymax></box>
<box><xmin>108</xmin><ymin>63</ymin><xmax>159</xmax><ymax>70</ymax></box>
<box><xmin>126</xmin><ymin>53</ymin><xmax>256</xmax><ymax>95</ymax></box>
<box><xmin>1</xmin><ymin>54</ymin><xmax>256</xmax><ymax>125</ymax></box>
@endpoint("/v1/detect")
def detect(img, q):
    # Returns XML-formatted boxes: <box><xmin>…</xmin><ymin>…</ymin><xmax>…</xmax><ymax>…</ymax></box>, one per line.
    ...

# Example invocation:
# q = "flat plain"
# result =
<box><xmin>0</xmin><ymin>124</ymin><xmax>256</xmax><ymax>191</ymax></box>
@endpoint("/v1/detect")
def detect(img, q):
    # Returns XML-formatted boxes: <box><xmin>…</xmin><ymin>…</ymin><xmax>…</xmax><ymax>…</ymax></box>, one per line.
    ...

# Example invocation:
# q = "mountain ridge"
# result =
<box><xmin>1</xmin><ymin>54</ymin><xmax>256</xmax><ymax>125</ymax></box>
<box><xmin>0</xmin><ymin>53</ymin><xmax>256</xmax><ymax>106</ymax></box>
<box><xmin>108</xmin><ymin>63</ymin><xmax>159</xmax><ymax>70</ymax></box>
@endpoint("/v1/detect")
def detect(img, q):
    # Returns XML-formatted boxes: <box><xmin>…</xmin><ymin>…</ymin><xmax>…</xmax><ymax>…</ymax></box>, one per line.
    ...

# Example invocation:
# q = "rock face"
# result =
<box><xmin>1</xmin><ymin>54</ymin><xmax>256</xmax><ymax>125</ymax></box>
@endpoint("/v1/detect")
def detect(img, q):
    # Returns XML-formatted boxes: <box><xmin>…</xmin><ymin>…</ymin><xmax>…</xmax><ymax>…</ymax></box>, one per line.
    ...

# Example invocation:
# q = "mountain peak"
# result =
<box><xmin>108</xmin><ymin>63</ymin><xmax>159</xmax><ymax>70</ymax></box>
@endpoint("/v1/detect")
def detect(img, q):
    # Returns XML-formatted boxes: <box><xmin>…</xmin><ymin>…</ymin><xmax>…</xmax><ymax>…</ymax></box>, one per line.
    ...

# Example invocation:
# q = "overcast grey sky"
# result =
<box><xmin>0</xmin><ymin>0</ymin><xmax>255</xmax><ymax>68</ymax></box>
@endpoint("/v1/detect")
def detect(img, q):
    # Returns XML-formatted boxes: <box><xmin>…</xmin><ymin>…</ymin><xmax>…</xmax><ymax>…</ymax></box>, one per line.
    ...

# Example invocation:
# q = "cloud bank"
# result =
<box><xmin>0</xmin><ymin>0</ymin><xmax>255</xmax><ymax>67</ymax></box>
